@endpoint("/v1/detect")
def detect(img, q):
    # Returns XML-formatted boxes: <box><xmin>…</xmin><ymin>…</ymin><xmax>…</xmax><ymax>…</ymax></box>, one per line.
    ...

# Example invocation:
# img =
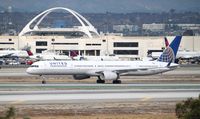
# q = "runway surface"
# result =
<box><xmin>0</xmin><ymin>83</ymin><xmax>200</xmax><ymax>90</ymax></box>
<box><xmin>0</xmin><ymin>83</ymin><xmax>199</xmax><ymax>104</ymax></box>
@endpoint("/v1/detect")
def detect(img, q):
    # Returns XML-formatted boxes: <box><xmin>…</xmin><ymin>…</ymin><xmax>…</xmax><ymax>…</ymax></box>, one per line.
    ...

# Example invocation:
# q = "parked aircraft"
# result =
<box><xmin>73</xmin><ymin>54</ymin><xmax>120</xmax><ymax>61</ymax></box>
<box><xmin>69</xmin><ymin>50</ymin><xmax>120</xmax><ymax>61</ymax></box>
<box><xmin>176</xmin><ymin>50</ymin><xmax>200</xmax><ymax>59</ymax></box>
<box><xmin>0</xmin><ymin>49</ymin><xmax>29</xmax><ymax>58</ymax></box>
<box><xmin>26</xmin><ymin>36</ymin><xmax>182</xmax><ymax>84</ymax></box>
<box><xmin>29</xmin><ymin>50</ymin><xmax>71</xmax><ymax>61</ymax></box>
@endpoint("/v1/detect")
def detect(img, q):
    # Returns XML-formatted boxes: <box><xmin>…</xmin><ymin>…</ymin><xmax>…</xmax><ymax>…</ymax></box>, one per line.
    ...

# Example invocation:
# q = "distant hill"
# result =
<box><xmin>0</xmin><ymin>6</ymin><xmax>5</xmax><ymax>12</ymax></box>
<box><xmin>0</xmin><ymin>0</ymin><xmax>199</xmax><ymax>13</ymax></box>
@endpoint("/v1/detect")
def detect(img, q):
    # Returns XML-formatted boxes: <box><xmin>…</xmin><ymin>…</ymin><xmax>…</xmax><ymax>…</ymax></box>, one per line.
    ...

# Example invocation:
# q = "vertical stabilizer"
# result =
<box><xmin>158</xmin><ymin>36</ymin><xmax>182</xmax><ymax>62</ymax></box>
<box><xmin>164</xmin><ymin>37</ymin><xmax>169</xmax><ymax>47</ymax></box>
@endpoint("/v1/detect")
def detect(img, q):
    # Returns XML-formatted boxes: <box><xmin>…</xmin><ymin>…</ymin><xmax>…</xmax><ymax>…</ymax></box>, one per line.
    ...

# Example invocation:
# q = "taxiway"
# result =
<box><xmin>0</xmin><ymin>83</ymin><xmax>199</xmax><ymax>104</ymax></box>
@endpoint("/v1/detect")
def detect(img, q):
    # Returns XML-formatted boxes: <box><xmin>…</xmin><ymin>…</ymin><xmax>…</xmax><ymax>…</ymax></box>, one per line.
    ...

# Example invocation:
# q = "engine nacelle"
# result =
<box><xmin>99</xmin><ymin>71</ymin><xmax>119</xmax><ymax>80</ymax></box>
<box><xmin>73</xmin><ymin>75</ymin><xmax>90</xmax><ymax>80</ymax></box>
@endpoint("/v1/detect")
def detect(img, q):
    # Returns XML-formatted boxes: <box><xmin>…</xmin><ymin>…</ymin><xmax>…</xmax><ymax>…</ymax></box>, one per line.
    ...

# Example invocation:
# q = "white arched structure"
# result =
<box><xmin>19</xmin><ymin>7</ymin><xmax>99</xmax><ymax>38</ymax></box>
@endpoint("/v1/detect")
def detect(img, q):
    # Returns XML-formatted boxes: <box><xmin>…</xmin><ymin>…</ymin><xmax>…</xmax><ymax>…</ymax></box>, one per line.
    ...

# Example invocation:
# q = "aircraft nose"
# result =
<box><xmin>26</xmin><ymin>67</ymin><xmax>33</xmax><ymax>74</ymax></box>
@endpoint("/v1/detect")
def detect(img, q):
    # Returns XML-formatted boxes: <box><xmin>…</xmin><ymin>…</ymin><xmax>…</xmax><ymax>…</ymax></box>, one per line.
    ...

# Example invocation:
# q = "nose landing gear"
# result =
<box><xmin>42</xmin><ymin>80</ymin><xmax>46</xmax><ymax>84</ymax></box>
<box><xmin>40</xmin><ymin>75</ymin><xmax>47</xmax><ymax>84</ymax></box>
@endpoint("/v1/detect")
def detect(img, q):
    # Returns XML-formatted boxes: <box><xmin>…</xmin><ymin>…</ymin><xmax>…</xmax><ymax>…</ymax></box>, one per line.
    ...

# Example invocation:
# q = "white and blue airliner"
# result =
<box><xmin>27</xmin><ymin>36</ymin><xmax>182</xmax><ymax>84</ymax></box>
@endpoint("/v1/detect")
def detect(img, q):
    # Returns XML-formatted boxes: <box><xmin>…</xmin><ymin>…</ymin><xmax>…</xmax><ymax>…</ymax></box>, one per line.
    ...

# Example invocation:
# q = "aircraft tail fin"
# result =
<box><xmin>27</xmin><ymin>50</ymin><xmax>33</xmax><ymax>56</ymax></box>
<box><xmin>164</xmin><ymin>37</ymin><xmax>169</xmax><ymax>47</ymax></box>
<box><xmin>22</xmin><ymin>46</ymin><xmax>33</xmax><ymax>56</ymax></box>
<box><xmin>157</xmin><ymin>36</ymin><xmax>182</xmax><ymax>63</ymax></box>
<box><xmin>70</xmin><ymin>50</ymin><xmax>78</xmax><ymax>57</ymax></box>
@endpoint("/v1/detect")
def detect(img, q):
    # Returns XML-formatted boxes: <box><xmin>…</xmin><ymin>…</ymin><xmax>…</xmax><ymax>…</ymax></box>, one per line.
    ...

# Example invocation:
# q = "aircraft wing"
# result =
<box><xmin>94</xmin><ymin>67</ymin><xmax>149</xmax><ymax>75</ymax></box>
<box><xmin>115</xmin><ymin>68</ymin><xmax>148</xmax><ymax>74</ymax></box>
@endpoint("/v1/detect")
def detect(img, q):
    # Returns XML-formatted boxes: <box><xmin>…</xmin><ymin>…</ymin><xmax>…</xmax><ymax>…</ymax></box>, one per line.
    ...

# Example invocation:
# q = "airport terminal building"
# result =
<box><xmin>0</xmin><ymin>35</ymin><xmax>199</xmax><ymax>60</ymax></box>
<box><xmin>0</xmin><ymin>7</ymin><xmax>200</xmax><ymax>60</ymax></box>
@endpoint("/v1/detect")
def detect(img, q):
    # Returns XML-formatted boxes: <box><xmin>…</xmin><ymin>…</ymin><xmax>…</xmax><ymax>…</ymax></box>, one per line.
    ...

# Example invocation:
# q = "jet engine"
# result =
<box><xmin>73</xmin><ymin>75</ymin><xmax>90</xmax><ymax>80</ymax></box>
<box><xmin>99</xmin><ymin>71</ymin><xmax>119</xmax><ymax>80</ymax></box>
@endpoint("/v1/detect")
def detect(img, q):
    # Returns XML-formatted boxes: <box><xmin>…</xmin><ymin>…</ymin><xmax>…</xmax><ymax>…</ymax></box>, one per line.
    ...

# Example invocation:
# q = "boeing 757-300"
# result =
<box><xmin>26</xmin><ymin>36</ymin><xmax>182</xmax><ymax>84</ymax></box>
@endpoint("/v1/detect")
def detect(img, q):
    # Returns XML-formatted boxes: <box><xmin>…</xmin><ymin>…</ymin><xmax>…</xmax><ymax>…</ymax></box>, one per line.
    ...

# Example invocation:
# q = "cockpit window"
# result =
<box><xmin>30</xmin><ymin>65</ymin><xmax>39</xmax><ymax>67</ymax></box>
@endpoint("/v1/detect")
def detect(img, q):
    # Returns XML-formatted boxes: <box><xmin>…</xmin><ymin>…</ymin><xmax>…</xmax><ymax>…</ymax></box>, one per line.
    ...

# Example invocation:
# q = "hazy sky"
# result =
<box><xmin>0</xmin><ymin>0</ymin><xmax>200</xmax><ymax>13</ymax></box>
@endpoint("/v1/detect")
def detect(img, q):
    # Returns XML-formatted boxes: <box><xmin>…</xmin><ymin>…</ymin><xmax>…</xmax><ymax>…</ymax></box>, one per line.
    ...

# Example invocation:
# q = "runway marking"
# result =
<box><xmin>141</xmin><ymin>97</ymin><xmax>152</xmax><ymax>101</ymax></box>
<box><xmin>10</xmin><ymin>100</ymin><xmax>26</xmax><ymax>105</ymax></box>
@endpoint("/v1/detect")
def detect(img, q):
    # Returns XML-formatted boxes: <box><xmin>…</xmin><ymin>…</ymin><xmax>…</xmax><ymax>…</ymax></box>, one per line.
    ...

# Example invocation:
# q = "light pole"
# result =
<box><xmin>52</xmin><ymin>38</ymin><xmax>55</xmax><ymax>53</ymax></box>
<box><xmin>192</xmin><ymin>36</ymin><xmax>195</xmax><ymax>51</ymax></box>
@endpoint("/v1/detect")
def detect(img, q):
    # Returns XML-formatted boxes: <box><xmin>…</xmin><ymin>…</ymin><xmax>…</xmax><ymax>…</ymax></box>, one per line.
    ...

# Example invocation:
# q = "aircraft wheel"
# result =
<box><xmin>96</xmin><ymin>79</ymin><xmax>105</xmax><ymax>84</ymax></box>
<box><xmin>113</xmin><ymin>80</ymin><xmax>121</xmax><ymax>84</ymax></box>
<box><xmin>42</xmin><ymin>80</ymin><xmax>46</xmax><ymax>84</ymax></box>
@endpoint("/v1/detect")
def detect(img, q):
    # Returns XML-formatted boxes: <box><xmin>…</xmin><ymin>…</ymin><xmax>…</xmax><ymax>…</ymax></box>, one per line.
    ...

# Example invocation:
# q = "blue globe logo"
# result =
<box><xmin>158</xmin><ymin>47</ymin><xmax>175</xmax><ymax>62</ymax></box>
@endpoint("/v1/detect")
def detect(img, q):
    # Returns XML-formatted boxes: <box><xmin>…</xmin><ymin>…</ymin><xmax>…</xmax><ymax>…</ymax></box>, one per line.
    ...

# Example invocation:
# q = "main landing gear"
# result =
<box><xmin>96</xmin><ymin>79</ymin><xmax>105</xmax><ymax>84</ymax></box>
<box><xmin>96</xmin><ymin>76</ymin><xmax>105</xmax><ymax>83</ymax></box>
<box><xmin>112</xmin><ymin>80</ymin><xmax>121</xmax><ymax>84</ymax></box>
<box><xmin>96</xmin><ymin>77</ymin><xmax>122</xmax><ymax>84</ymax></box>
